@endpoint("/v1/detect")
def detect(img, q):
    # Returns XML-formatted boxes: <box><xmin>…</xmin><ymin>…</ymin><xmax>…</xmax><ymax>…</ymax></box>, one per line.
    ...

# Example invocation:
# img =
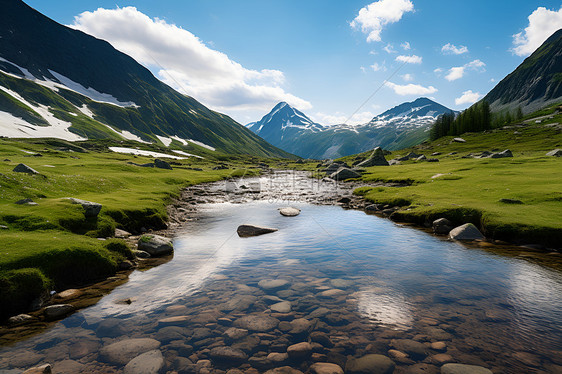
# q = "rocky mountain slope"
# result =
<box><xmin>0</xmin><ymin>0</ymin><xmax>292</xmax><ymax>158</ymax></box>
<box><xmin>483</xmin><ymin>28</ymin><xmax>562</xmax><ymax>114</ymax></box>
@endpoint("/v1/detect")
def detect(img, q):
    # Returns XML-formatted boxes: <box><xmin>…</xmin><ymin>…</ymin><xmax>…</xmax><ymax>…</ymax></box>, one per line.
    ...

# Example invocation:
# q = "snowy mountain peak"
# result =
<box><xmin>367</xmin><ymin>97</ymin><xmax>455</xmax><ymax>130</ymax></box>
<box><xmin>248</xmin><ymin>102</ymin><xmax>324</xmax><ymax>135</ymax></box>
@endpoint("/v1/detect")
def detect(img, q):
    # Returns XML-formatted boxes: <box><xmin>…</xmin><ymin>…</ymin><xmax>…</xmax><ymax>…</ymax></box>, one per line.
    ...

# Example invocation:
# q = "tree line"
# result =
<box><xmin>430</xmin><ymin>101</ymin><xmax>523</xmax><ymax>141</ymax></box>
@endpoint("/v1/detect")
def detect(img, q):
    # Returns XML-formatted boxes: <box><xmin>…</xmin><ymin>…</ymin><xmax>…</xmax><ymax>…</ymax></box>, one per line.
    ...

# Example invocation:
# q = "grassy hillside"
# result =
<box><xmin>0</xmin><ymin>138</ymin><xmax>274</xmax><ymax>319</ymax></box>
<box><xmin>340</xmin><ymin>106</ymin><xmax>562</xmax><ymax>248</ymax></box>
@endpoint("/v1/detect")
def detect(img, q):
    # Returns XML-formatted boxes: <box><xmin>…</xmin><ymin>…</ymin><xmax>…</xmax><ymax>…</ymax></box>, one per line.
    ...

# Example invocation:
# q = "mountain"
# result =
<box><xmin>248</xmin><ymin>98</ymin><xmax>455</xmax><ymax>159</ymax></box>
<box><xmin>0</xmin><ymin>0</ymin><xmax>292</xmax><ymax>158</ymax></box>
<box><xmin>483</xmin><ymin>28</ymin><xmax>562</xmax><ymax>114</ymax></box>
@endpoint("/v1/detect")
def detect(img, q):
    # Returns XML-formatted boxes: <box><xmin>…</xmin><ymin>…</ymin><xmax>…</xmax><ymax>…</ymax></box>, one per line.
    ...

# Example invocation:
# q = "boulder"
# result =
<box><xmin>432</xmin><ymin>218</ymin><xmax>453</xmax><ymax>235</ymax></box>
<box><xmin>99</xmin><ymin>338</ymin><xmax>161</xmax><ymax>365</ymax></box>
<box><xmin>137</xmin><ymin>235</ymin><xmax>173</xmax><ymax>256</ymax></box>
<box><xmin>287</xmin><ymin>342</ymin><xmax>312</xmax><ymax>359</ymax></box>
<box><xmin>209</xmin><ymin>347</ymin><xmax>248</xmax><ymax>364</ymax></box>
<box><xmin>279</xmin><ymin>207</ymin><xmax>301</xmax><ymax>217</ymax></box>
<box><xmin>546</xmin><ymin>148</ymin><xmax>562</xmax><ymax>157</ymax></box>
<box><xmin>15</xmin><ymin>198</ymin><xmax>37</xmax><ymax>205</ymax></box>
<box><xmin>449</xmin><ymin>223</ymin><xmax>484</xmax><ymax>241</ymax></box>
<box><xmin>237</xmin><ymin>225</ymin><xmax>278</xmax><ymax>237</ymax></box>
<box><xmin>44</xmin><ymin>304</ymin><xmax>74</xmax><ymax>320</ymax></box>
<box><xmin>233</xmin><ymin>314</ymin><xmax>279</xmax><ymax>332</ymax></box>
<box><xmin>67</xmin><ymin>198</ymin><xmax>102</xmax><ymax>217</ymax></box>
<box><xmin>440</xmin><ymin>363</ymin><xmax>492</xmax><ymax>374</ymax></box>
<box><xmin>123</xmin><ymin>350</ymin><xmax>164</xmax><ymax>374</ymax></box>
<box><xmin>154</xmin><ymin>159</ymin><xmax>172</xmax><ymax>170</ymax></box>
<box><xmin>357</xmin><ymin>147</ymin><xmax>389</xmax><ymax>167</ymax></box>
<box><xmin>345</xmin><ymin>354</ymin><xmax>395</xmax><ymax>374</ymax></box>
<box><xmin>489</xmin><ymin>149</ymin><xmax>513</xmax><ymax>158</ymax></box>
<box><xmin>270</xmin><ymin>301</ymin><xmax>291</xmax><ymax>313</ymax></box>
<box><xmin>323</xmin><ymin>163</ymin><xmax>346</xmax><ymax>174</ymax></box>
<box><xmin>451</xmin><ymin>138</ymin><xmax>466</xmax><ymax>143</ymax></box>
<box><xmin>330</xmin><ymin>167</ymin><xmax>361</xmax><ymax>181</ymax></box>
<box><xmin>13</xmin><ymin>163</ymin><xmax>39</xmax><ymax>174</ymax></box>
<box><xmin>416</xmin><ymin>155</ymin><xmax>427</xmax><ymax>161</ymax></box>
<box><xmin>396</xmin><ymin>151</ymin><xmax>420</xmax><ymax>161</ymax></box>
<box><xmin>309</xmin><ymin>362</ymin><xmax>344</xmax><ymax>374</ymax></box>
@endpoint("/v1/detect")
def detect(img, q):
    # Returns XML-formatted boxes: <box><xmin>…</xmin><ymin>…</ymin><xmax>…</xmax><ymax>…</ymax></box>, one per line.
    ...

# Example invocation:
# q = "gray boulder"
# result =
<box><xmin>44</xmin><ymin>304</ymin><xmax>75</xmax><ymax>320</ymax></box>
<box><xmin>154</xmin><ymin>159</ymin><xmax>172</xmax><ymax>170</ymax></box>
<box><xmin>440</xmin><ymin>363</ymin><xmax>493</xmax><ymax>374</ymax></box>
<box><xmin>433</xmin><ymin>218</ymin><xmax>453</xmax><ymax>235</ymax></box>
<box><xmin>396</xmin><ymin>151</ymin><xmax>420</xmax><ymax>161</ymax></box>
<box><xmin>357</xmin><ymin>147</ymin><xmax>389</xmax><ymax>167</ymax></box>
<box><xmin>13</xmin><ymin>163</ymin><xmax>39</xmax><ymax>174</ymax></box>
<box><xmin>237</xmin><ymin>225</ymin><xmax>278</xmax><ymax>237</ymax></box>
<box><xmin>279</xmin><ymin>207</ymin><xmax>300</xmax><ymax>217</ymax></box>
<box><xmin>138</xmin><ymin>235</ymin><xmax>173</xmax><ymax>256</ymax></box>
<box><xmin>330</xmin><ymin>167</ymin><xmax>361</xmax><ymax>181</ymax></box>
<box><xmin>324</xmin><ymin>162</ymin><xmax>348</xmax><ymax>174</ymax></box>
<box><xmin>68</xmin><ymin>198</ymin><xmax>102</xmax><ymax>217</ymax></box>
<box><xmin>345</xmin><ymin>354</ymin><xmax>395</xmax><ymax>374</ymax></box>
<box><xmin>490</xmin><ymin>149</ymin><xmax>513</xmax><ymax>158</ymax></box>
<box><xmin>449</xmin><ymin>223</ymin><xmax>485</xmax><ymax>241</ymax></box>
<box><xmin>546</xmin><ymin>148</ymin><xmax>562</xmax><ymax>157</ymax></box>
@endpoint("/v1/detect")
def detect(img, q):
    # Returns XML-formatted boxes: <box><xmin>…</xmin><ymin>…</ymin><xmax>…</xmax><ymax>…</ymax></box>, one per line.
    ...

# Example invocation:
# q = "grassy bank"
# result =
<box><xmin>0</xmin><ymin>138</ymin><xmax>270</xmax><ymax>319</ymax></box>
<box><xmin>341</xmin><ymin>112</ymin><xmax>562</xmax><ymax>248</ymax></box>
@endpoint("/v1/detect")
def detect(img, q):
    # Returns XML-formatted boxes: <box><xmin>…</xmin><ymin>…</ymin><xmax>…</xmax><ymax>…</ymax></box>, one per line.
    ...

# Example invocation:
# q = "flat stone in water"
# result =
<box><xmin>440</xmin><ymin>363</ymin><xmax>493</xmax><ymax>374</ymax></box>
<box><xmin>237</xmin><ymin>224</ymin><xmax>278</xmax><ymax>237</ymax></box>
<box><xmin>279</xmin><ymin>207</ymin><xmax>301</xmax><ymax>217</ymax></box>
<box><xmin>270</xmin><ymin>301</ymin><xmax>291</xmax><ymax>313</ymax></box>
<box><xmin>345</xmin><ymin>354</ymin><xmax>395</xmax><ymax>374</ymax></box>
<box><xmin>157</xmin><ymin>316</ymin><xmax>190</xmax><ymax>326</ymax></box>
<box><xmin>233</xmin><ymin>314</ymin><xmax>280</xmax><ymax>332</ymax></box>
<box><xmin>318</xmin><ymin>289</ymin><xmax>346</xmax><ymax>298</ymax></box>
<box><xmin>309</xmin><ymin>362</ymin><xmax>344</xmax><ymax>374</ymax></box>
<box><xmin>209</xmin><ymin>346</ymin><xmax>248</xmax><ymax>364</ymax></box>
<box><xmin>123</xmin><ymin>350</ymin><xmax>164</xmax><ymax>374</ymax></box>
<box><xmin>99</xmin><ymin>338</ymin><xmax>161</xmax><ymax>365</ymax></box>
<box><xmin>287</xmin><ymin>342</ymin><xmax>312</xmax><ymax>359</ymax></box>
<box><xmin>258</xmin><ymin>279</ymin><xmax>290</xmax><ymax>291</ymax></box>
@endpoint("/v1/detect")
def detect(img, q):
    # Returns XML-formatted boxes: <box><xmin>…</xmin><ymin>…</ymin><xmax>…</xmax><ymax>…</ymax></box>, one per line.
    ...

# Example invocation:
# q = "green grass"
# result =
<box><xmin>339</xmin><ymin>119</ymin><xmax>562</xmax><ymax>248</ymax></box>
<box><xmin>0</xmin><ymin>137</ymin><xmax>267</xmax><ymax>319</ymax></box>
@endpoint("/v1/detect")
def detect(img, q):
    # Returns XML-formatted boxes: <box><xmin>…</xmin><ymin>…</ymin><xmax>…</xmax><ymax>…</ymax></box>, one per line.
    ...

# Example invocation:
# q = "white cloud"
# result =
<box><xmin>360</xmin><ymin>66</ymin><xmax>367</xmax><ymax>73</ymax></box>
<box><xmin>401</xmin><ymin>41</ymin><xmax>411</xmax><ymax>50</ymax></box>
<box><xmin>512</xmin><ymin>6</ymin><xmax>562</xmax><ymax>56</ymax></box>
<box><xmin>313</xmin><ymin>111</ymin><xmax>375</xmax><ymax>126</ymax></box>
<box><xmin>351</xmin><ymin>0</ymin><xmax>414</xmax><ymax>42</ymax></box>
<box><xmin>445</xmin><ymin>59</ymin><xmax>486</xmax><ymax>81</ymax></box>
<box><xmin>401</xmin><ymin>73</ymin><xmax>414</xmax><ymax>81</ymax></box>
<box><xmin>441</xmin><ymin>43</ymin><xmax>469</xmax><ymax>55</ymax></box>
<box><xmin>371</xmin><ymin>62</ymin><xmax>387</xmax><ymax>72</ymax></box>
<box><xmin>383</xmin><ymin>43</ymin><xmax>396</xmax><ymax>54</ymax></box>
<box><xmin>69</xmin><ymin>6</ymin><xmax>311</xmax><ymax>117</ymax></box>
<box><xmin>455</xmin><ymin>90</ymin><xmax>482</xmax><ymax>105</ymax></box>
<box><xmin>385</xmin><ymin>82</ymin><xmax>437</xmax><ymax>96</ymax></box>
<box><xmin>434</xmin><ymin>68</ymin><xmax>443</xmax><ymax>73</ymax></box>
<box><xmin>395</xmin><ymin>54</ymin><xmax>422</xmax><ymax>64</ymax></box>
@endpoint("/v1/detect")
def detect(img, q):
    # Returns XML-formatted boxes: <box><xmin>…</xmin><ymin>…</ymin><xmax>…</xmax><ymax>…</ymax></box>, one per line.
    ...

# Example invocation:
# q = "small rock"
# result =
<box><xmin>546</xmin><ymin>148</ymin><xmax>562</xmax><ymax>157</ymax></box>
<box><xmin>115</xmin><ymin>228</ymin><xmax>132</xmax><ymax>238</ymax></box>
<box><xmin>416</xmin><ymin>155</ymin><xmax>427</xmax><ymax>161</ymax></box>
<box><xmin>451</xmin><ymin>138</ymin><xmax>466</xmax><ymax>143</ymax></box>
<box><xmin>8</xmin><ymin>314</ymin><xmax>35</xmax><ymax>326</ymax></box>
<box><xmin>309</xmin><ymin>362</ymin><xmax>344</xmax><ymax>374</ymax></box>
<box><xmin>237</xmin><ymin>225</ymin><xmax>278</xmax><ymax>237</ymax></box>
<box><xmin>270</xmin><ymin>301</ymin><xmax>291</xmax><ymax>313</ymax></box>
<box><xmin>499</xmin><ymin>198</ymin><xmax>523</xmax><ymax>204</ymax></box>
<box><xmin>391</xmin><ymin>339</ymin><xmax>428</xmax><ymax>359</ymax></box>
<box><xmin>233</xmin><ymin>314</ymin><xmax>279</xmax><ymax>332</ymax></box>
<box><xmin>124</xmin><ymin>350</ymin><xmax>164</xmax><ymax>374</ymax></box>
<box><xmin>449</xmin><ymin>223</ymin><xmax>485</xmax><ymax>241</ymax></box>
<box><xmin>345</xmin><ymin>354</ymin><xmax>395</xmax><ymax>374</ymax></box>
<box><xmin>440</xmin><ymin>363</ymin><xmax>492</xmax><ymax>374</ymax></box>
<box><xmin>310</xmin><ymin>331</ymin><xmax>334</xmax><ymax>348</ymax></box>
<box><xmin>430</xmin><ymin>353</ymin><xmax>454</xmax><ymax>364</ymax></box>
<box><xmin>44</xmin><ymin>304</ymin><xmax>74</xmax><ymax>320</ymax></box>
<box><xmin>258</xmin><ymin>279</ymin><xmax>290</xmax><ymax>292</ymax></box>
<box><xmin>489</xmin><ymin>149</ymin><xmax>513</xmax><ymax>158</ymax></box>
<box><xmin>318</xmin><ymin>289</ymin><xmax>345</xmax><ymax>298</ymax></box>
<box><xmin>138</xmin><ymin>235</ymin><xmax>173</xmax><ymax>256</ymax></box>
<box><xmin>223</xmin><ymin>327</ymin><xmax>249</xmax><ymax>340</ymax></box>
<box><xmin>96</xmin><ymin>318</ymin><xmax>126</xmax><ymax>338</ymax></box>
<box><xmin>157</xmin><ymin>316</ymin><xmax>190</xmax><ymax>326</ymax></box>
<box><xmin>287</xmin><ymin>342</ymin><xmax>312</xmax><ymax>359</ymax></box>
<box><xmin>431</xmin><ymin>342</ymin><xmax>447</xmax><ymax>352</ymax></box>
<box><xmin>15</xmin><ymin>198</ymin><xmax>37</xmax><ymax>205</ymax></box>
<box><xmin>67</xmin><ymin>198</ymin><xmax>102</xmax><ymax>217</ymax></box>
<box><xmin>99</xmin><ymin>338</ymin><xmax>161</xmax><ymax>365</ymax></box>
<box><xmin>264</xmin><ymin>367</ymin><xmax>303</xmax><ymax>374</ymax></box>
<box><xmin>53</xmin><ymin>289</ymin><xmax>83</xmax><ymax>300</ymax></box>
<box><xmin>22</xmin><ymin>364</ymin><xmax>52</xmax><ymax>374</ymax></box>
<box><xmin>154</xmin><ymin>159</ymin><xmax>172</xmax><ymax>170</ymax></box>
<box><xmin>267</xmin><ymin>352</ymin><xmax>289</xmax><ymax>363</ymax></box>
<box><xmin>279</xmin><ymin>207</ymin><xmax>301</xmax><ymax>216</ymax></box>
<box><xmin>432</xmin><ymin>218</ymin><xmax>453</xmax><ymax>235</ymax></box>
<box><xmin>209</xmin><ymin>347</ymin><xmax>248</xmax><ymax>364</ymax></box>
<box><xmin>134</xmin><ymin>250</ymin><xmax>151</xmax><ymax>258</ymax></box>
<box><xmin>13</xmin><ymin>163</ymin><xmax>39</xmax><ymax>174</ymax></box>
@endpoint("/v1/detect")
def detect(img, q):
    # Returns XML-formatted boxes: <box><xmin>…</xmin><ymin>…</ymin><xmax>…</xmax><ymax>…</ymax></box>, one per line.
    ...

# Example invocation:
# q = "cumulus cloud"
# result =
<box><xmin>383</xmin><ymin>43</ymin><xmax>396</xmax><ymax>54</ymax></box>
<box><xmin>401</xmin><ymin>41</ymin><xmax>411</xmax><ymax>50</ymax></box>
<box><xmin>395</xmin><ymin>54</ymin><xmax>422</xmax><ymax>64</ymax></box>
<box><xmin>69</xmin><ymin>6</ymin><xmax>311</xmax><ymax>115</ymax></box>
<box><xmin>401</xmin><ymin>73</ymin><xmax>414</xmax><ymax>81</ymax></box>
<box><xmin>385</xmin><ymin>82</ymin><xmax>437</xmax><ymax>96</ymax></box>
<box><xmin>512</xmin><ymin>6</ymin><xmax>562</xmax><ymax>56</ymax></box>
<box><xmin>455</xmin><ymin>90</ymin><xmax>482</xmax><ymax>105</ymax></box>
<box><xmin>351</xmin><ymin>0</ymin><xmax>414</xmax><ymax>42</ymax></box>
<box><xmin>441</xmin><ymin>43</ymin><xmax>469</xmax><ymax>55</ymax></box>
<box><xmin>371</xmin><ymin>62</ymin><xmax>387</xmax><ymax>72</ymax></box>
<box><xmin>313</xmin><ymin>111</ymin><xmax>375</xmax><ymax>126</ymax></box>
<box><xmin>445</xmin><ymin>59</ymin><xmax>485</xmax><ymax>81</ymax></box>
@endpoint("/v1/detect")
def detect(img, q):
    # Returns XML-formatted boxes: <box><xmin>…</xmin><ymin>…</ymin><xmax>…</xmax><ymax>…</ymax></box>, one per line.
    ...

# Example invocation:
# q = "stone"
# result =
<box><xmin>499</xmin><ymin>198</ymin><xmax>523</xmax><ymax>204</ymax></box>
<box><xmin>416</xmin><ymin>155</ymin><xmax>427</xmax><ymax>161</ymax></box>
<box><xmin>224</xmin><ymin>327</ymin><xmax>249</xmax><ymax>340</ymax></box>
<box><xmin>430</xmin><ymin>354</ymin><xmax>454</xmax><ymax>364</ymax></box>
<box><xmin>134</xmin><ymin>250</ymin><xmax>151</xmax><ymax>258</ymax></box>
<box><xmin>53</xmin><ymin>289</ymin><xmax>83</xmax><ymax>300</ymax></box>
<box><xmin>220</xmin><ymin>295</ymin><xmax>257</xmax><ymax>312</ymax></box>
<box><xmin>318</xmin><ymin>289</ymin><xmax>345</xmax><ymax>298</ymax></box>
<box><xmin>67</xmin><ymin>197</ymin><xmax>102</xmax><ymax>217</ymax></box>
<box><xmin>51</xmin><ymin>360</ymin><xmax>84</xmax><ymax>374</ymax></box>
<box><xmin>44</xmin><ymin>304</ymin><xmax>74</xmax><ymax>320</ymax></box>
<box><xmin>267</xmin><ymin>352</ymin><xmax>289</xmax><ymax>363</ymax></box>
<box><xmin>22</xmin><ymin>364</ymin><xmax>52</xmax><ymax>374</ymax></box>
<box><xmin>138</xmin><ymin>235</ymin><xmax>173</xmax><ymax>256</ymax></box>
<box><xmin>546</xmin><ymin>148</ymin><xmax>562</xmax><ymax>157</ymax></box>
<box><xmin>357</xmin><ymin>147</ymin><xmax>389</xmax><ymax>167</ymax></box>
<box><xmin>237</xmin><ymin>224</ymin><xmax>278</xmax><ymax>237</ymax></box>
<box><xmin>310</xmin><ymin>331</ymin><xmax>334</xmax><ymax>348</ymax></box>
<box><xmin>155</xmin><ymin>326</ymin><xmax>188</xmax><ymax>343</ymax></box>
<box><xmin>309</xmin><ymin>362</ymin><xmax>344</xmax><ymax>374</ymax></box>
<box><xmin>96</xmin><ymin>318</ymin><xmax>126</xmax><ymax>338</ymax></box>
<box><xmin>69</xmin><ymin>340</ymin><xmax>100</xmax><ymax>359</ymax></box>
<box><xmin>233</xmin><ymin>314</ymin><xmax>279</xmax><ymax>332</ymax></box>
<box><xmin>287</xmin><ymin>342</ymin><xmax>312</xmax><ymax>359</ymax></box>
<box><xmin>209</xmin><ymin>346</ymin><xmax>248</xmax><ymax>364</ymax></box>
<box><xmin>489</xmin><ymin>149</ymin><xmax>513</xmax><ymax>158</ymax></box>
<box><xmin>270</xmin><ymin>301</ymin><xmax>291</xmax><ymax>313</ymax></box>
<box><xmin>115</xmin><ymin>228</ymin><xmax>132</xmax><ymax>238</ymax></box>
<box><xmin>397</xmin><ymin>151</ymin><xmax>420</xmax><ymax>161</ymax></box>
<box><xmin>15</xmin><ymin>198</ymin><xmax>37</xmax><ymax>205</ymax></box>
<box><xmin>258</xmin><ymin>279</ymin><xmax>290</xmax><ymax>291</ymax></box>
<box><xmin>449</xmin><ymin>223</ymin><xmax>485</xmax><ymax>241</ymax></box>
<box><xmin>440</xmin><ymin>364</ymin><xmax>492</xmax><ymax>374</ymax></box>
<box><xmin>451</xmin><ymin>138</ymin><xmax>466</xmax><ymax>143</ymax></box>
<box><xmin>99</xmin><ymin>338</ymin><xmax>161</xmax><ymax>365</ymax></box>
<box><xmin>279</xmin><ymin>207</ymin><xmax>301</xmax><ymax>216</ymax></box>
<box><xmin>430</xmin><ymin>342</ymin><xmax>447</xmax><ymax>351</ymax></box>
<box><xmin>345</xmin><ymin>354</ymin><xmax>395</xmax><ymax>374</ymax></box>
<box><xmin>124</xmin><ymin>350</ymin><xmax>164</xmax><ymax>374</ymax></box>
<box><xmin>264</xmin><ymin>367</ymin><xmax>303</xmax><ymax>374</ymax></box>
<box><xmin>154</xmin><ymin>159</ymin><xmax>172</xmax><ymax>170</ymax></box>
<box><xmin>157</xmin><ymin>315</ymin><xmax>190</xmax><ymax>326</ymax></box>
<box><xmin>432</xmin><ymin>218</ymin><xmax>453</xmax><ymax>235</ymax></box>
<box><xmin>330</xmin><ymin>167</ymin><xmax>361</xmax><ymax>181</ymax></box>
<box><xmin>289</xmin><ymin>318</ymin><xmax>312</xmax><ymax>335</ymax></box>
<box><xmin>391</xmin><ymin>339</ymin><xmax>428</xmax><ymax>360</ymax></box>
<box><xmin>7</xmin><ymin>313</ymin><xmax>35</xmax><ymax>326</ymax></box>
<box><xmin>13</xmin><ymin>163</ymin><xmax>39</xmax><ymax>174</ymax></box>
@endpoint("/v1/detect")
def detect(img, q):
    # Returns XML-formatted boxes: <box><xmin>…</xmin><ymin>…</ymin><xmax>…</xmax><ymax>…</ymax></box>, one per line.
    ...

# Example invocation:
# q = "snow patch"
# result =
<box><xmin>102</xmin><ymin>123</ymin><xmax>149</xmax><ymax>143</ymax></box>
<box><xmin>156</xmin><ymin>135</ymin><xmax>173</xmax><ymax>147</ymax></box>
<box><xmin>109</xmin><ymin>147</ymin><xmax>186</xmax><ymax>159</ymax></box>
<box><xmin>170</xmin><ymin>135</ymin><xmax>188</xmax><ymax>146</ymax></box>
<box><xmin>77</xmin><ymin>104</ymin><xmax>94</xmax><ymax>119</ymax></box>
<box><xmin>188</xmin><ymin>139</ymin><xmax>215</xmax><ymax>151</ymax></box>
<box><xmin>172</xmin><ymin>150</ymin><xmax>204</xmax><ymax>159</ymax></box>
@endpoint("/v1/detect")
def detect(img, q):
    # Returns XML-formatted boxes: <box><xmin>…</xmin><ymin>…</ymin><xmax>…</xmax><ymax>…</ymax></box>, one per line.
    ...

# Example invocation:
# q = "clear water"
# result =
<box><xmin>1</xmin><ymin>200</ymin><xmax>561</xmax><ymax>373</ymax></box>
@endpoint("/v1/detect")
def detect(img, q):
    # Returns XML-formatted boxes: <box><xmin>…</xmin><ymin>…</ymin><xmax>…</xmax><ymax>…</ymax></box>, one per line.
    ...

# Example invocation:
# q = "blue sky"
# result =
<box><xmin>26</xmin><ymin>0</ymin><xmax>562</xmax><ymax>125</ymax></box>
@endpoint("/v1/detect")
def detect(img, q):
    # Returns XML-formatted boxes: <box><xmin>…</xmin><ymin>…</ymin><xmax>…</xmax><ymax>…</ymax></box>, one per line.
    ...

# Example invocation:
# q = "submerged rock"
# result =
<box><xmin>440</xmin><ymin>363</ymin><xmax>492</xmax><ymax>374</ymax></box>
<box><xmin>279</xmin><ymin>207</ymin><xmax>301</xmax><ymax>216</ymax></box>
<box><xmin>99</xmin><ymin>338</ymin><xmax>161</xmax><ymax>365</ymax></box>
<box><xmin>22</xmin><ymin>364</ymin><xmax>52</xmax><ymax>374</ymax></box>
<box><xmin>237</xmin><ymin>224</ymin><xmax>278</xmax><ymax>237</ymax></box>
<box><xmin>287</xmin><ymin>342</ymin><xmax>312</xmax><ymax>359</ymax></box>
<box><xmin>449</xmin><ymin>223</ymin><xmax>485</xmax><ymax>241</ymax></box>
<box><xmin>137</xmin><ymin>235</ymin><xmax>173</xmax><ymax>256</ymax></box>
<box><xmin>233</xmin><ymin>314</ymin><xmax>279</xmax><ymax>332</ymax></box>
<box><xmin>345</xmin><ymin>354</ymin><xmax>395</xmax><ymax>374</ymax></box>
<box><xmin>123</xmin><ymin>350</ymin><xmax>164</xmax><ymax>374</ymax></box>
<box><xmin>209</xmin><ymin>346</ymin><xmax>248</xmax><ymax>364</ymax></box>
<box><xmin>13</xmin><ymin>163</ymin><xmax>39</xmax><ymax>174</ymax></box>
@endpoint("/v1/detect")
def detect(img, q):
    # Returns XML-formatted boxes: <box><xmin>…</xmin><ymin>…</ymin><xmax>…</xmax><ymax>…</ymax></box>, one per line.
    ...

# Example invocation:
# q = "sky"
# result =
<box><xmin>25</xmin><ymin>0</ymin><xmax>562</xmax><ymax>125</ymax></box>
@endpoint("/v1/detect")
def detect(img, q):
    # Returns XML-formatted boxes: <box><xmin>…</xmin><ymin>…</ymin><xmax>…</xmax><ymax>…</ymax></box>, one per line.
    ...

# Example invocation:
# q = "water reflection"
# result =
<box><xmin>357</xmin><ymin>288</ymin><xmax>414</xmax><ymax>329</ymax></box>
